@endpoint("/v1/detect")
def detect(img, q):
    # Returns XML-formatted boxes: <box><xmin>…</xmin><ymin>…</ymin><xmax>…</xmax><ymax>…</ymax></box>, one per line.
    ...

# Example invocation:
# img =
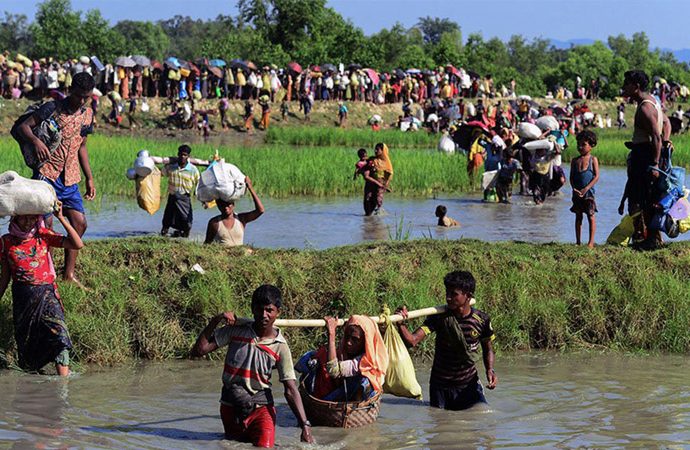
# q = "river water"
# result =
<box><xmin>20</xmin><ymin>166</ymin><xmax>685</xmax><ymax>249</ymax></box>
<box><xmin>1</xmin><ymin>353</ymin><xmax>688</xmax><ymax>448</ymax></box>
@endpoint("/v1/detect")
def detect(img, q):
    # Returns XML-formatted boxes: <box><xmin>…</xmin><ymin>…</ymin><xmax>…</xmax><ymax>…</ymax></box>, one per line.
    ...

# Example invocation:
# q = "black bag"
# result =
<box><xmin>10</xmin><ymin>101</ymin><xmax>62</xmax><ymax>170</ymax></box>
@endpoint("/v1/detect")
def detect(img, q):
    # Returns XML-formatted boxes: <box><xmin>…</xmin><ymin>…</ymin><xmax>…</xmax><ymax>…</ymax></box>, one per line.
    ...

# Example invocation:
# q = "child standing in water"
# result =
<box><xmin>570</xmin><ymin>130</ymin><xmax>600</xmax><ymax>247</ymax></box>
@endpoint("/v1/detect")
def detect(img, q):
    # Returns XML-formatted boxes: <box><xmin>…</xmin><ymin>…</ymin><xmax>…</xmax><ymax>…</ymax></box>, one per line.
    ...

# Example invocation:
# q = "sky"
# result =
<box><xmin>2</xmin><ymin>0</ymin><xmax>690</xmax><ymax>50</ymax></box>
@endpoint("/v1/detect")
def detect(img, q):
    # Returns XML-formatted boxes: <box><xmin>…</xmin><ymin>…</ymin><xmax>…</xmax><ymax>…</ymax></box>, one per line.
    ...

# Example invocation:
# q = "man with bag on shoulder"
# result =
<box><xmin>15</xmin><ymin>71</ymin><xmax>96</xmax><ymax>286</ymax></box>
<box><xmin>621</xmin><ymin>70</ymin><xmax>672</xmax><ymax>250</ymax></box>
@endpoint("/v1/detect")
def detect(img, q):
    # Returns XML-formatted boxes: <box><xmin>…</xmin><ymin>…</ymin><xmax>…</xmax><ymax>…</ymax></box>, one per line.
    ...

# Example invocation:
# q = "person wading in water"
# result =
<box><xmin>621</xmin><ymin>70</ymin><xmax>671</xmax><ymax>250</ymax></box>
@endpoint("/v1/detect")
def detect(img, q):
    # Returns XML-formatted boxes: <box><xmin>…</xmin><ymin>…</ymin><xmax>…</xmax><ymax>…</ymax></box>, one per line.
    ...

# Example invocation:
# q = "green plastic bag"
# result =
<box><xmin>382</xmin><ymin>312</ymin><xmax>423</xmax><ymax>400</ymax></box>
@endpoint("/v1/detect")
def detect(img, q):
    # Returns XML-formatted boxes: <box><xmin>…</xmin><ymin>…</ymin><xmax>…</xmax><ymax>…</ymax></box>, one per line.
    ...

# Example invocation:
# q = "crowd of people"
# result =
<box><xmin>0</xmin><ymin>63</ymin><xmax>681</xmax><ymax>446</ymax></box>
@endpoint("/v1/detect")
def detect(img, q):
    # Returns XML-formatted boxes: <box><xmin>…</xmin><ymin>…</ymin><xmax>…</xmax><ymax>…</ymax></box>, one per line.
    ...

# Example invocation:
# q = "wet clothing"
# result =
<box><xmin>220</xmin><ymin>403</ymin><xmax>276</xmax><ymax>448</ymax></box>
<box><xmin>2</xmin><ymin>224</ymin><xmax>71</xmax><ymax>372</ymax></box>
<box><xmin>363</xmin><ymin>180</ymin><xmax>384</xmax><ymax>215</ymax></box>
<box><xmin>421</xmin><ymin>308</ymin><xmax>494</xmax><ymax>389</ymax></box>
<box><xmin>430</xmin><ymin>379</ymin><xmax>487</xmax><ymax>411</ymax></box>
<box><xmin>162</xmin><ymin>192</ymin><xmax>193</xmax><ymax>232</ymax></box>
<box><xmin>10</xmin><ymin>282</ymin><xmax>72</xmax><ymax>371</ymax></box>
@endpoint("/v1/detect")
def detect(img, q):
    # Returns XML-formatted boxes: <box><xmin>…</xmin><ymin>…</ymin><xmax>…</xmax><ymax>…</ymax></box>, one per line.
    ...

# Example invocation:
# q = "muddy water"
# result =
<box><xmin>1</xmin><ymin>353</ymin><xmax>688</xmax><ymax>448</ymax></box>
<box><xmin>3</xmin><ymin>167</ymin><xmax>688</xmax><ymax>248</ymax></box>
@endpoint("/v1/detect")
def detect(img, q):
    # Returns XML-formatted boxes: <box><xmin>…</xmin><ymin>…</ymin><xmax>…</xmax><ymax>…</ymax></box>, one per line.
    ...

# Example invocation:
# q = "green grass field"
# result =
<box><xmin>2</xmin><ymin>238</ymin><xmax>689</xmax><ymax>367</ymax></box>
<box><xmin>0</xmin><ymin>135</ymin><xmax>471</xmax><ymax>198</ymax></box>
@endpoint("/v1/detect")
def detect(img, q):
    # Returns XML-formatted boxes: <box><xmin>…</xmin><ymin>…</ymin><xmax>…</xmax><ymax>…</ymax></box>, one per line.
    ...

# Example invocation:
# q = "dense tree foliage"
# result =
<box><xmin>4</xmin><ymin>0</ymin><xmax>690</xmax><ymax>97</ymax></box>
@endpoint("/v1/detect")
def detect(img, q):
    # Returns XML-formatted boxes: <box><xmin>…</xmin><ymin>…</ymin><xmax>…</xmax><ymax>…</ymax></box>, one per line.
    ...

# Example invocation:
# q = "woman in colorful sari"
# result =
<box><xmin>0</xmin><ymin>204</ymin><xmax>83</xmax><ymax>376</ymax></box>
<box><xmin>362</xmin><ymin>143</ymin><xmax>393</xmax><ymax>216</ymax></box>
<box><xmin>296</xmin><ymin>315</ymin><xmax>388</xmax><ymax>402</ymax></box>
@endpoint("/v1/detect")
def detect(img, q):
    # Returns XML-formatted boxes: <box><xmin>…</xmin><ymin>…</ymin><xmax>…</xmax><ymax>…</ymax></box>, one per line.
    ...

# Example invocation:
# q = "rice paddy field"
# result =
<box><xmin>0</xmin><ymin>135</ymin><xmax>472</xmax><ymax>198</ymax></box>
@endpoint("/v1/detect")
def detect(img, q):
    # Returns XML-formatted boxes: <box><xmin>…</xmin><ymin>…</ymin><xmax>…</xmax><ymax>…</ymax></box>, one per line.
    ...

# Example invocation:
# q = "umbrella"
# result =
<box><xmin>245</xmin><ymin>60</ymin><xmax>257</xmax><ymax>71</ymax></box>
<box><xmin>446</xmin><ymin>65</ymin><xmax>461</xmax><ymax>77</ymax></box>
<box><xmin>518</xmin><ymin>95</ymin><xmax>532</xmax><ymax>101</ymax></box>
<box><xmin>364</xmin><ymin>68</ymin><xmax>379</xmax><ymax>85</ymax></box>
<box><xmin>393</xmin><ymin>68</ymin><xmax>406</xmax><ymax>79</ymax></box>
<box><xmin>131</xmin><ymin>55</ymin><xmax>151</xmax><ymax>67</ymax></box>
<box><xmin>348</xmin><ymin>63</ymin><xmax>362</xmax><ymax>70</ymax></box>
<box><xmin>186</xmin><ymin>61</ymin><xmax>200</xmax><ymax>76</ymax></box>
<box><xmin>321</xmin><ymin>63</ymin><xmax>336</xmax><ymax>72</ymax></box>
<box><xmin>230</xmin><ymin>59</ymin><xmax>249</xmax><ymax>71</ymax></box>
<box><xmin>151</xmin><ymin>60</ymin><xmax>163</xmax><ymax>71</ymax></box>
<box><xmin>195</xmin><ymin>57</ymin><xmax>209</xmax><ymax>67</ymax></box>
<box><xmin>209</xmin><ymin>59</ymin><xmax>226</xmax><ymax>67</ymax></box>
<box><xmin>310</xmin><ymin>65</ymin><xmax>321</xmax><ymax>72</ymax></box>
<box><xmin>407</xmin><ymin>68</ymin><xmax>421</xmax><ymax>74</ymax></box>
<box><xmin>165</xmin><ymin>57</ymin><xmax>181</xmax><ymax>68</ymax></box>
<box><xmin>114</xmin><ymin>56</ymin><xmax>136</xmax><ymax>68</ymax></box>
<box><xmin>208</xmin><ymin>66</ymin><xmax>223</xmax><ymax>78</ymax></box>
<box><xmin>467</xmin><ymin>70</ymin><xmax>480</xmax><ymax>79</ymax></box>
<box><xmin>287</xmin><ymin>61</ymin><xmax>302</xmax><ymax>73</ymax></box>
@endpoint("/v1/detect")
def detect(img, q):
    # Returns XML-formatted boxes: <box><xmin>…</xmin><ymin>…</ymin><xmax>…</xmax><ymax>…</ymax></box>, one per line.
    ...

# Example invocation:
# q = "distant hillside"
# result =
<box><xmin>549</xmin><ymin>38</ymin><xmax>690</xmax><ymax>63</ymax></box>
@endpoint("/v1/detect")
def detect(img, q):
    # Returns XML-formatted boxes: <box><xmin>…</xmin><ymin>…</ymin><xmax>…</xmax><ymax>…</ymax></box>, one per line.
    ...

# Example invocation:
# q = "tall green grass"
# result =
<box><xmin>266</xmin><ymin>126</ymin><xmax>439</xmax><ymax>149</ymax></box>
<box><xmin>2</xmin><ymin>238</ymin><xmax>690</xmax><ymax>366</ymax></box>
<box><xmin>565</xmin><ymin>129</ymin><xmax>690</xmax><ymax>167</ymax></box>
<box><xmin>0</xmin><ymin>135</ymin><xmax>470</xmax><ymax>198</ymax></box>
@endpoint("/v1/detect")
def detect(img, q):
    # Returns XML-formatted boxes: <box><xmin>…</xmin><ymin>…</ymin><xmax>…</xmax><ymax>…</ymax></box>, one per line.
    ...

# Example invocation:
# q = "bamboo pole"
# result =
<box><xmin>236</xmin><ymin>299</ymin><xmax>476</xmax><ymax>327</ymax></box>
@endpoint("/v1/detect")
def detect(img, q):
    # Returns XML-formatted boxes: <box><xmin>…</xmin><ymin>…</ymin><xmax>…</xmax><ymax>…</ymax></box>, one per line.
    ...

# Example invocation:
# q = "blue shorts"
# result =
<box><xmin>33</xmin><ymin>171</ymin><xmax>85</xmax><ymax>214</ymax></box>
<box><xmin>430</xmin><ymin>379</ymin><xmax>487</xmax><ymax>411</ymax></box>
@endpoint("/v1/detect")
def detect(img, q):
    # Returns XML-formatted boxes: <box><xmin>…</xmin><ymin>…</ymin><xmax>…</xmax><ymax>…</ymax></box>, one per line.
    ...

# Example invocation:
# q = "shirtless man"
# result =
<box><xmin>621</xmin><ymin>70</ymin><xmax>671</xmax><ymax>250</ymax></box>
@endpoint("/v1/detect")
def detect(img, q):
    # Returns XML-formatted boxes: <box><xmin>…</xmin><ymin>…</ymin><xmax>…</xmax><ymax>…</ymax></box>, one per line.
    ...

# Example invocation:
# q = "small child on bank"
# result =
<box><xmin>338</xmin><ymin>101</ymin><xmax>348</xmax><ymax>127</ymax></box>
<box><xmin>280</xmin><ymin>99</ymin><xmax>289</xmax><ymax>121</ymax></box>
<box><xmin>396</xmin><ymin>271</ymin><xmax>497</xmax><ymax>410</ymax></box>
<box><xmin>243</xmin><ymin>100</ymin><xmax>253</xmax><ymax>131</ymax></box>
<box><xmin>353</xmin><ymin>148</ymin><xmax>368</xmax><ymax>180</ymax></box>
<box><xmin>570</xmin><ymin>129</ymin><xmax>600</xmax><ymax>247</ymax></box>
<box><xmin>435</xmin><ymin>205</ymin><xmax>460</xmax><ymax>227</ymax></box>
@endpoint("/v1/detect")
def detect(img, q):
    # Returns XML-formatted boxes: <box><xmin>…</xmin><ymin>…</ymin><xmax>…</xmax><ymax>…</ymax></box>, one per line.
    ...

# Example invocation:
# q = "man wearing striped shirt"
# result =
<box><xmin>397</xmin><ymin>270</ymin><xmax>497</xmax><ymax>410</ymax></box>
<box><xmin>161</xmin><ymin>144</ymin><xmax>200</xmax><ymax>237</ymax></box>
<box><xmin>191</xmin><ymin>284</ymin><xmax>314</xmax><ymax>447</ymax></box>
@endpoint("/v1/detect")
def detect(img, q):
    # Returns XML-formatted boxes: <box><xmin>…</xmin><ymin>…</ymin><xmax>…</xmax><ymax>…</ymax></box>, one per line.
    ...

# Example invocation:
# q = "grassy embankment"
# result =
<box><xmin>0</xmin><ymin>135</ymin><xmax>470</xmax><ymax>198</ymax></box>
<box><xmin>1</xmin><ymin>238</ymin><xmax>689</xmax><ymax>368</ymax></box>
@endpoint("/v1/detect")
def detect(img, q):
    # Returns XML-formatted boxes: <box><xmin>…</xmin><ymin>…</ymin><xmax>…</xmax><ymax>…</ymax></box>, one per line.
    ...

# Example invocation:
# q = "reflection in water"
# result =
<box><xmin>0</xmin><ymin>354</ymin><xmax>689</xmax><ymax>448</ymax></box>
<box><xmin>16</xmin><ymin>166</ymin><xmax>688</xmax><ymax>250</ymax></box>
<box><xmin>9</xmin><ymin>376</ymin><xmax>69</xmax><ymax>449</ymax></box>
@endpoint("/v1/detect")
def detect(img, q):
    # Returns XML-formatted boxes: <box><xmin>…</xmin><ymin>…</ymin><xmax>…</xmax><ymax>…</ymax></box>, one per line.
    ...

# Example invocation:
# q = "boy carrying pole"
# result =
<box><xmin>191</xmin><ymin>284</ymin><xmax>314</xmax><ymax>447</ymax></box>
<box><xmin>396</xmin><ymin>270</ymin><xmax>497</xmax><ymax>410</ymax></box>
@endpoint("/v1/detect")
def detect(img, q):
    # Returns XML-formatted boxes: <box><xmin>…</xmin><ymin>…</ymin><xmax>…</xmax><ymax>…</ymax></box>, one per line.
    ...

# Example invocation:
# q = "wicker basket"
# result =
<box><xmin>299</xmin><ymin>382</ymin><xmax>381</xmax><ymax>428</ymax></box>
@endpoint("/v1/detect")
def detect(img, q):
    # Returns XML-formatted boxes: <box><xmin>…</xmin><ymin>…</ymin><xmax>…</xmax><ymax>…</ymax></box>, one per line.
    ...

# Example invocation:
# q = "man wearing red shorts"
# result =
<box><xmin>191</xmin><ymin>284</ymin><xmax>314</xmax><ymax>447</ymax></box>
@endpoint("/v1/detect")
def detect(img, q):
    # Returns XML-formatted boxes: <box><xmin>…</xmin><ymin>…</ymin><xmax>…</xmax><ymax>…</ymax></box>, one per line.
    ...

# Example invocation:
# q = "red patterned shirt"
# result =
<box><xmin>38</xmin><ymin>100</ymin><xmax>94</xmax><ymax>186</ymax></box>
<box><xmin>1</xmin><ymin>228</ymin><xmax>64</xmax><ymax>284</ymax></box>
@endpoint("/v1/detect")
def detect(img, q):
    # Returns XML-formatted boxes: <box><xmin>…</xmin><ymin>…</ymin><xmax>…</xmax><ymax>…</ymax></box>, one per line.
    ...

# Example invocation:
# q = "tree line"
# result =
<box><xmin>2</xmin><ymin>0</ymin><xmax>689</xmax><ymax>98</ymax></box>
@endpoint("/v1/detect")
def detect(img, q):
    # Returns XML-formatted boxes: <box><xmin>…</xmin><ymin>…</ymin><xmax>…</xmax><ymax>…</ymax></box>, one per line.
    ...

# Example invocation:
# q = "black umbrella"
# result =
<box><xmin>467</xmin><ymin>70</ymin><xmax>480</xmax><ymax>79</ymax></box>
<box><xmin>230</xmin><ymin>59</ymin><xmax>250</xmax><ymax>71</ymax></box>
<box><xmin>321</xmin><ymin>63</ymin><xmax>336</xmax><ymax>72</ymax></box>
<box><xmin>348</xmin><ymin>63</ymin><xmax>362</xmax><ymax>70</ymax></box>
<box><xmin>393</xmin><ymin>68</ymin><xmax>406</xmax><ymax>79</ymax></box>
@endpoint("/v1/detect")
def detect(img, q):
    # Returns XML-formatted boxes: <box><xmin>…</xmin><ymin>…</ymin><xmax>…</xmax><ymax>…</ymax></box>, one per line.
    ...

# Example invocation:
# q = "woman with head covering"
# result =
<box><xmin>296</xmin><ymin>315</ymin><xmax>389</xmax><ymax>402</ymax></box>
<box><xmin>0</xmin><ymin>204</ymin><xmax>83</xmax><ymax>376</ymax></box>
<box><xmin>362</xmin><ymin>142</ymin><xmax>393</xmax><ymax>216</ymax></box>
